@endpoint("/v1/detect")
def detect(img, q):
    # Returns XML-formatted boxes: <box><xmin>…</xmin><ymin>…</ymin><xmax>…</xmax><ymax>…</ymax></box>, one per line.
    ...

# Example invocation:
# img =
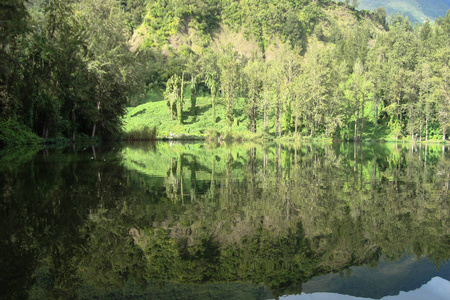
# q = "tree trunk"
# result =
<box><xmin>263</xmin><ymin>96</ymin><xmax>268</xmax><ymax>132</ymax></box>
<box><xmin>252</xmin><ymin>105</ymin><xmax>256</xmax><ymax>133</ymax></box>
<box><xmin>295</xmin><ymin>115</ymin><xmax>298</xmax><ymax>136</ymax></box>
<box><xmin>92</xmin><ymin>100</ymin><xmax>100</xmax><ymax>138</ymax></box>
<box><xmin>72</xmin><ymin>105</ymin><xmax>76</xmax><ymax>141</ymax></box>
<box><xmin>360</xmin><ymin>99</ymin><xmax>365</xmax><ymax>141</ymax></box>
<box><xmin>278</xmin><ymin>100</ymin><xmax>282</xmax><ymax>138</ymax></box>
<box><xmin>426</xmin><ymin>117</ymin><xmax>429</xmax><ymax>141</ymax></box>
<box><xmin>91</xmin><ymin>123</ymin><xmax>96</xmax><ymax>138</ymax></box>
<box><xmin>179</xmin><ymin>72</ymin><xmax>184</xmax><ymax>124</ymax></box>
<box><xmin>191</xmin><ymin>88</ymin><xmax>196</xmax><ymax>114</ymax></box>
<box><xmin>42</xmin><ymin>118</ymin><xmax>48</xmax><ymax>139</ymax></box>
<box><xmin>212</xmin><ymin>93</ymin><xmax>216</xmax><ymax>122</ymax></box>
<box><xmin>354</xmin><ymin>110</ymin><xmax>358</xmax><ymax>142</ymax></box>
<box><xmin>374</xmin><ymin>92</ymin><xmax>378</xmax><ymax>131</ymax></box>
<box><xmin>419</xmin><ymin>124</ymin><xmax>422</xmax><ymax>142</ymax></box>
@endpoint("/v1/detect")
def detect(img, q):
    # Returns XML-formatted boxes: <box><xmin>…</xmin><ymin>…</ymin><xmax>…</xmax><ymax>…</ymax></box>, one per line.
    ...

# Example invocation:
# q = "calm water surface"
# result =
<box><xmin>0</xmin><ymin>142</ymin><xmax>449</xmax><ymax>299</ymax></box>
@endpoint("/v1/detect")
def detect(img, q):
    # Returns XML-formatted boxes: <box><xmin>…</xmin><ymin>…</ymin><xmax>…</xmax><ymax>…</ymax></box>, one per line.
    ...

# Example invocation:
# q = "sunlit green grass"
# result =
<box><xmin>123</xmin><ymin>89</ymin><xmax>264</xmax><ymax>140</ymax></box>
<box><xmin>123</xmin><ymin>90</ymin><xmax>447</xmax><ymax>143</ymax></box>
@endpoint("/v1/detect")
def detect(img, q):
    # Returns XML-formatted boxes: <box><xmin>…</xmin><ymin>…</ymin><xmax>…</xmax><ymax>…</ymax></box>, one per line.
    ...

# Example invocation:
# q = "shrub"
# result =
<box><xmin>0</xmin><ymin>118</ymin><xmax>43</xmax><ymax>146</ymax></box>
<box><xmin>205</xmin><ymin>128</ymin><xmax>220</xmax><ymax>141</ymax></box>
<box><xmin>124</xmin><ymin>126</ymin><xmax>157</xmax><ymax>141</ymax></box>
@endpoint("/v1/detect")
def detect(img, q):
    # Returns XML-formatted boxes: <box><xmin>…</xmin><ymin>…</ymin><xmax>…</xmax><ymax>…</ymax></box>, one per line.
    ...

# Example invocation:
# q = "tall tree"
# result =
<box><xmin>243</xmin><ymin>57</ymin><xmax>263</xmax><ymax>133</ymax></box>
<box><xmin>433</xmin><ymin>12</ymin><xmax>450</xmax><ymax>140</ymax></box>
<box><xmin>202</xmin><ymin>50</ymin><xmax>220</xmax><ymax>122</ymax></box>
<box><xmin>299</xmin><ymin>40</ymin><xmax>332</xmax><ymax>137</ymax></box>
<box><xmin>75</xmin><ymin>0</ymin><xmax>136</xmax><ymax>138</ymax></box>
<box><xmin>164</xmin><ymin>74</ymin><xmax>180</xmax><ymax>120</ymax></box>
<box><xmin>0</xmin><ymin>0</ymin><xmax>28</xmax><ymax>112</ymax></box>
<box><xmin>219</xmin><ymin>45</ymin><xmax>241</xmax><ymax>129</ymax></box>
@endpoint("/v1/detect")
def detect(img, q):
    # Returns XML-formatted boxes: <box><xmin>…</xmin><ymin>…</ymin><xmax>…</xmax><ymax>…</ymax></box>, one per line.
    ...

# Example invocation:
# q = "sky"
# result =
<box><xmin>280</xmin><ymin>277</ymin><xmax>450</xmax><ymax>300</ymax></box>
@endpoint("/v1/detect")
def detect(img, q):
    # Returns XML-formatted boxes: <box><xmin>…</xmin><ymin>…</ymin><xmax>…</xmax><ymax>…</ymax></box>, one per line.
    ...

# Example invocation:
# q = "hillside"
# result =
<box><xmin>336</xmin><ymin>0</ymin><xmax>450</xmax><ymax>24</ymax></box>
<box><xmin>3</xmin><ymin>0</ymin><xmax>449</xmax><ymax>144</ymax></box>
<box><xmin>132</xmin><ymin>0</ymin><xmax>384</xmax><ymax>59</ymax></box>
<box><xmin>124</xmin><ymin>0</ymin><xmax>390</xmax><ymax>140</ymax></box>
<box><xmin>122</xmin><ymin>0</ymin><xmax>450</xmax><ymax>143</ymax></box>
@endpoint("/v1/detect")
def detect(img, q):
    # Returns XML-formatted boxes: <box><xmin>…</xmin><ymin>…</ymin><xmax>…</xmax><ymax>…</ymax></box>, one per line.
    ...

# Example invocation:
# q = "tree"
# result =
<box><xmin>298</xmin><ymin>40</ymin><xmax>332</xmax><ymax>137</ymax></box>
<box><xmin>367</xmin><ymin>38</ymin><xmax>389</xmax><ymax>132</ymax></box>
<box><xmin>12</xmin><ymin>0</ymin><xmax>91</xmax><ymax>139</ymax></box>
<box><xmin>243</xmin><ymin>58</ymin><xmax>263</xmax><ymax>133</ymax></box>
<box><xmin>433</xmin><ymin>12</ymin><xmax>450</xmax><ymax>140</ymax></box>
<box><xmin>266</xmin><ymin>60</ymin><xmax>283</xmax><ymax>137</ymax></box>
<box><xmin>75</xmin><ymin>0</ymin><xmax>137</xmax><ymax>138</ymax></box>
<box><xmin>164</xmin><ymin>74</ymin><xmax>180</xmax><ymax>120</ymax></box>
<box><xmin>434</xmin><ymin>55</ymin><xmax>450</xmax><ymax>140</ymax></box>
<box><xmin>178</xmin><ymin>46</ymin><xmax>201</xmax><ymax>114</ymax></box>
<box><xmin>202</xmin><ymin>50</ymin><xmax>220</xmax><ymax>122</ymax></box>
<box><xmin>0</xmin><ymin>0</ymin><xmax>28</xmax><ymax>104</ymax></box>
<box><xmin>418</xmin><ymin>63</ymin><xmax>435</xmax><ymax>141</ymax></box>
<box><xmin>219</xmin><ymin>45</ymin><xmax>241</xmax><ymax>129</ymax></box>
<box><xmin>279</xmin><ymin>43</ymin><xmax>301</xmax><ymax>135</ymax></box>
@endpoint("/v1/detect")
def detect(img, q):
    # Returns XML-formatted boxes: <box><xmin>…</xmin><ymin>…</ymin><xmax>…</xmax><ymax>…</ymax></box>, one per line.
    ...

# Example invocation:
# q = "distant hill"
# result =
<box><xmin>302</xmin><ymin>256</ymin><xmax>450</xmax><ymax>299</ymax></box>
<box><xmin>336</xmin><ymin>0</ymin><xmax>450</xmax><ymax>24</ymax></box>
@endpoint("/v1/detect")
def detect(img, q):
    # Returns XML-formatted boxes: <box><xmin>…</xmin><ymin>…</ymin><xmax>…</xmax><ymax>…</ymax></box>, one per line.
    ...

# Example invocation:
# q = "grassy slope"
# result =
<box><xmin>123</xmin><ymin>89</ymin><xmax>263</xmax><ymax>139</ymax></box>
<box><xmin>123</xmin><ymin>3</ymin><xmax>445</xmax><ymax>142</ymax></box>
<box><xmin>123</xmin><ymin>91</ymin><xmax>445</xmax><ymax>142</ymax></box>
<box><xmin>125</xmin><ymin>5</ymin><xmax>379</xmax><ymax>141</ymax></box>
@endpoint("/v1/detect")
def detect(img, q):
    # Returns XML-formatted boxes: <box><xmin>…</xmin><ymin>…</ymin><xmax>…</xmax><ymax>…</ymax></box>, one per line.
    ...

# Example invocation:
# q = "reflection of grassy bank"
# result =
<box><xmin>0</xmin><ymin>146</ymin><xmax>42</xmax><ymax>171</ymax></box>
<box><xmin>3</xmin><ymin>142</ymin><xmax>448</xmax><ymax>298</ymax></box>
<box><xmin>77</xmin><ymin>281</ymin><xmax>273</xmax><ymax>300</ymax></box>
<box><xmin>119</xmin><ymin>141</ymin><xmax>449</xmax><ymax>296</ymax></box>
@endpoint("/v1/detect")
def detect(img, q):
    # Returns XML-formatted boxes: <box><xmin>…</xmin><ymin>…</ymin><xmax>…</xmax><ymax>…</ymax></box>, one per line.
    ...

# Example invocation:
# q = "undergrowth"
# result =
<box><xmin>0</xmin><ymin>118</ymin><xmax>43</xmax><ymax>146</ymax></box>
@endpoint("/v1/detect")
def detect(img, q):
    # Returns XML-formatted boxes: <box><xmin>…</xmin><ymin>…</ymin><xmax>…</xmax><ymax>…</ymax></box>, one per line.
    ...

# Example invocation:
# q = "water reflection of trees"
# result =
<box><xmin>121</xmin><ymin>142</ymin><xmax>449</xmax><ymax>296</ymax></box>
<box><xmin>0</xmin><ymin>142</ymin><xmax>449</xmax><ymax>298</ymax></box>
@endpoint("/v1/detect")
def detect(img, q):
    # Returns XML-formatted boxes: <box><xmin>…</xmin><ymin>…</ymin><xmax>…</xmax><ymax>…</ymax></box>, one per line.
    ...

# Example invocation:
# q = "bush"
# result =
<box><xmin>124</xmin><ymin>126</ymin><xmax>157</xmax><ymax>141</ymax></box>
<box><xmin>0</xmin><ymin>118</ymin><xmax>43</xmax><ymax>146</ymax></box>
<box><xmin>205</xmin><ymin>128</ymin><xmax>220</xmax><ymax>141</ymax></box>
<box><xmin>223</xmin><ymin>131</ymin><xmax>233</xmax><ymax>141</ymax></box>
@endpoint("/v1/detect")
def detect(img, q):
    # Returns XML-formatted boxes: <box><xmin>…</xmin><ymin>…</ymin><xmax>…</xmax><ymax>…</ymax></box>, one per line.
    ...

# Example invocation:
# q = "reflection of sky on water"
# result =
<box><xmin>281</xmin><ymin>277</ymin><xmax>450</xmax><ymax>300</ymax></box>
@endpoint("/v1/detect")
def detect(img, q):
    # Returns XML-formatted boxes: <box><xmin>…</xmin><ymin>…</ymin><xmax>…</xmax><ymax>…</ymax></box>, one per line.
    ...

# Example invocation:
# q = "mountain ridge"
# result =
<box><xmin>336</xmin><ymin>0</ymin><xmax>450</xmax><ymax>24</ymax></box>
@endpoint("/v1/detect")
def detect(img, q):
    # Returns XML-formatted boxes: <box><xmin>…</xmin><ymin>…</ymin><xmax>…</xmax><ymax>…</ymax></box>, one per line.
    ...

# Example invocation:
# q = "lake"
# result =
<box><xmin>1</xmin><ymin>142</ymin><xmax>449</xmax><ymax>299</ymax></box>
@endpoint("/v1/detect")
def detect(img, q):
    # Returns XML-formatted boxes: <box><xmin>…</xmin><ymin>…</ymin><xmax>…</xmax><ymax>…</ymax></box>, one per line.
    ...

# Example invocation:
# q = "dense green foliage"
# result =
<box><xmin>0</xmin><ymin>0</ymin><xmax>148</xmax><ymax>144</ymax></box>
<box><xmin>2</xmin><ymin>0</ymin><xmax>450</xmax><ymax>144</ymax></box>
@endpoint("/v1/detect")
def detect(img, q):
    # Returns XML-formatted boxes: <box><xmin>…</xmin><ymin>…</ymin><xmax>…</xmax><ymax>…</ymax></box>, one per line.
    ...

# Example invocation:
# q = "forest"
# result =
<box><xmin>0</xmin><ymin>0</ymin><xmax>450</xmax><ymax>144</ymax></box>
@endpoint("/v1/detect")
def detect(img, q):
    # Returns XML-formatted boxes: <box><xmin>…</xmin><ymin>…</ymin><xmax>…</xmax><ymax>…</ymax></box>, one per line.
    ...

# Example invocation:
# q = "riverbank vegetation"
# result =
<box><xmin>1</xmin><ymin>0</ymin><xmax>450</xmax><ymax>145</ymax></box>
<box><xmin>0</xmin><ymin>0</ymin><xmax>149</xmax><ymax>145</ymax></box>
